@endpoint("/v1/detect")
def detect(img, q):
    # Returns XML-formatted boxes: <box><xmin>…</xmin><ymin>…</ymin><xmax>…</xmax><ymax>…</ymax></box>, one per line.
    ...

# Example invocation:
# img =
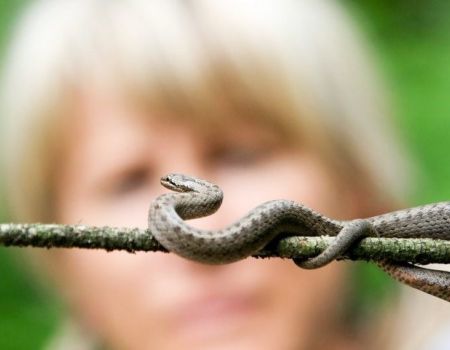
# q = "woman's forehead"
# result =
<box><xmin>71</xmin><ymin>82</ymin><xmax>297</xmax><ymax>149</ymax></box>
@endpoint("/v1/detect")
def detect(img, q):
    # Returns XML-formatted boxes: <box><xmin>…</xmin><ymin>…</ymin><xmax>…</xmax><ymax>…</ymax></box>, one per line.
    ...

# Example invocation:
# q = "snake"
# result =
<box><xmin>148</xmin><ymin>173</ymin><xmax>450</xmax><ymax>302</ymax></box>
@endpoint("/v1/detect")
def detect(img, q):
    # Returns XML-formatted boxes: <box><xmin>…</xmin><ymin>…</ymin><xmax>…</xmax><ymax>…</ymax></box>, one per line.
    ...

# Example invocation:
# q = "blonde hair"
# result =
<box><xmin>1</xmin><ymin>0</ymin><xmax>410</xmax><ymax>221</ymax></box>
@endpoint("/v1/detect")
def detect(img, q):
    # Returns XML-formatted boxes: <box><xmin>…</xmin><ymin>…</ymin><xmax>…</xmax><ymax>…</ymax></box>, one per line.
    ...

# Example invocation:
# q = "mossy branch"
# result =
<box><xmin>0</xmin><ymin>223</ymin><xmax>449</xmax><ymax>264</ymax></box>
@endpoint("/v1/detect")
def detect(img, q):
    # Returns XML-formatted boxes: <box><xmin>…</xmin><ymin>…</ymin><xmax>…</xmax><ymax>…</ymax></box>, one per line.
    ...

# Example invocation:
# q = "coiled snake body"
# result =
<box><xmin>148</xmin><ymin>174</ymin><xmax>450</xmax><ymax>302</ymax></box>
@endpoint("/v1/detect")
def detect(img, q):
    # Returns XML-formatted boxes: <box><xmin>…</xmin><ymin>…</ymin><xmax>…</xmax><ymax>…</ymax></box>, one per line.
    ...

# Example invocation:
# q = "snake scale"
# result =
<box><xmin>148</xmin><ymin>173</ymin><xmax>450</xmax><ymax>302</ymax></box>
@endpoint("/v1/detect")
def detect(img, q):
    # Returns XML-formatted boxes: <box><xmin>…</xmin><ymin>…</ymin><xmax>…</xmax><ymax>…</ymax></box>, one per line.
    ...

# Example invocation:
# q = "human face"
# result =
<box><xmin>50</xmin><ymin>86</ymin><xmax>361</xmax><ymax>350</ymax></box>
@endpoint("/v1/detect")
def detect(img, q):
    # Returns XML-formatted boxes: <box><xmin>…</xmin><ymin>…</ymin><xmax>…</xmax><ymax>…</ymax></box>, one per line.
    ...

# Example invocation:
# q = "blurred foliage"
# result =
<box><xmin>0</xmin><ymin>0</ymin><xmax>27</xmax><ymax>57</ymax></box>
<box><xmin>0</xmin><ymin>3</ymin><xmax>62</xmax><ymax>349</ymax></box>
<box><xmin>0</xmin><ymin>0</ymin><xmax>450</xmax><ymax>348</ymax></box>
<box><xmin>0</xmin><ymin>249</ymin><xmax>61</xmax><ymax>349</ymax></box>
<box><xmin>345</xmin><ymin>0</ymin><xmax>450</xmax><ymax>39</ymax></box>
<box><xmin>345</xmin><ymin>0</ymin><xmax>450</xmax><ymax>203</ymax></box>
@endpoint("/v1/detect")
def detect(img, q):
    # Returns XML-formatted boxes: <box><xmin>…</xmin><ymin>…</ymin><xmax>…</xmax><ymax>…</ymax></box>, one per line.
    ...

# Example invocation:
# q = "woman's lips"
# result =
<box><xmin>171</xmin><ymin>293</ymin><xmax>258</xmax><ymax>343</ymax></box>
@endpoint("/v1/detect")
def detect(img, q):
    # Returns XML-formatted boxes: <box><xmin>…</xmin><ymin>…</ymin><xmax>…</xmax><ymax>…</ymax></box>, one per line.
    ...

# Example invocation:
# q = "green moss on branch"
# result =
<box><xmin>1</xmin><ymin>223</ymin><xmax>449</xmax><ymax>264</ymax></box>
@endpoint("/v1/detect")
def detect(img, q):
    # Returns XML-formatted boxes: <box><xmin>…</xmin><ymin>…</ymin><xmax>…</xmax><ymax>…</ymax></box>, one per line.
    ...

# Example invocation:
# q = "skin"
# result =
<box><xmin>43</xmin><ymin>85</ymin><xmax>373</xmax><ymax>350</ymax></box>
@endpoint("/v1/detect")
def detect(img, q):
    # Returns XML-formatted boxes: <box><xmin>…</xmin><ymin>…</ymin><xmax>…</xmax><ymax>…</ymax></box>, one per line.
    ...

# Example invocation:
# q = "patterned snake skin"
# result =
<box><xmin>148</xmin><ymin>174</ymin><xmax>450</xmax><ymax>301</ymax></box>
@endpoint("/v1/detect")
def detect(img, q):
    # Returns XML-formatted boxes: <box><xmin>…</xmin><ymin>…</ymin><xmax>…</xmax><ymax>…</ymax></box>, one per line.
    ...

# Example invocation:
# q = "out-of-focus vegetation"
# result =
<box><xmin>1</xmin><ymin>1</ymin><xmax>449</xmax><ymax>348</ymax></box>
<box><xmin>345</xmin><ymin>0</ymin><xmax>450</xmax><ymax>202</ymax></box>
<box><xmin>0</xmin><ymin>3</ymin><xmax>62</xmax><ymax>349</ymax></box>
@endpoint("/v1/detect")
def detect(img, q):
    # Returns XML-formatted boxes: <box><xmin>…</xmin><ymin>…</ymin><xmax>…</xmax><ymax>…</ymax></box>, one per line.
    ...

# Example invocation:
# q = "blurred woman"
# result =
<box><xmin>1</xmin><ymin>0</ymin><xmax>440</xmax><ymax>349</ymax></box>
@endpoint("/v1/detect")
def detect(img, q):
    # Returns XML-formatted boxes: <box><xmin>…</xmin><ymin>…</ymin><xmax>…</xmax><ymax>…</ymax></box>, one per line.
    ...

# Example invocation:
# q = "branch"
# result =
<box><xmin>1</xmin><ymin>223</ymin><xmax>449</xmax><ymax>265</ymax></box>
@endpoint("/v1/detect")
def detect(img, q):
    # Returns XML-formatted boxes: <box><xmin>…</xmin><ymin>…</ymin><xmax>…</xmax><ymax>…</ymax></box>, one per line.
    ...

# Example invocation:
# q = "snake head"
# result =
<box><xmin>160</xmin><ymin>173</ymin><xmax>203</xmax><ymax>193</ymax></box>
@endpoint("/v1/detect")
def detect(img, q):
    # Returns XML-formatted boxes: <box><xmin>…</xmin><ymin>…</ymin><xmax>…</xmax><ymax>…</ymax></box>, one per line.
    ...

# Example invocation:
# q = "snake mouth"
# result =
<box><xmin>160</xmin><ymin>175</ymin><xmax>177</xmax><ymax>190</ymax></box>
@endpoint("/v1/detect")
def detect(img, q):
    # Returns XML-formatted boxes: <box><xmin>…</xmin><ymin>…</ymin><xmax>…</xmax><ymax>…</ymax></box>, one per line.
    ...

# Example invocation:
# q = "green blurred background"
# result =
<box><xmin>0</xmin><ymin>1</ymin><xmax>449</xmax><ymax>348</ymax></box>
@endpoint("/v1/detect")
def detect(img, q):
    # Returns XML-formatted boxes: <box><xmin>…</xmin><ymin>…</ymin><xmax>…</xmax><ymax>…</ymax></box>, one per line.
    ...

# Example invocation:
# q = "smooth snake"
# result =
<box><xmin>148</xmin><ymin>173</ymin><xmax>450</xmax><ymax>302</ymax></box>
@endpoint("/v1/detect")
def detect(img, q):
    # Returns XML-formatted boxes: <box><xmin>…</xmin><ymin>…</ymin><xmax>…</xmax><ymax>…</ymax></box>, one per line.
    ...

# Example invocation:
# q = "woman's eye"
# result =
<box><xmin>103</xmin><ymin>166</ymin><xmax>152</xmax><ymax>197</ymax></box>
<box><xmin>211</xmin><ymin>145</ymin><xmax>272</xmax><ymax>167</ymax></box>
